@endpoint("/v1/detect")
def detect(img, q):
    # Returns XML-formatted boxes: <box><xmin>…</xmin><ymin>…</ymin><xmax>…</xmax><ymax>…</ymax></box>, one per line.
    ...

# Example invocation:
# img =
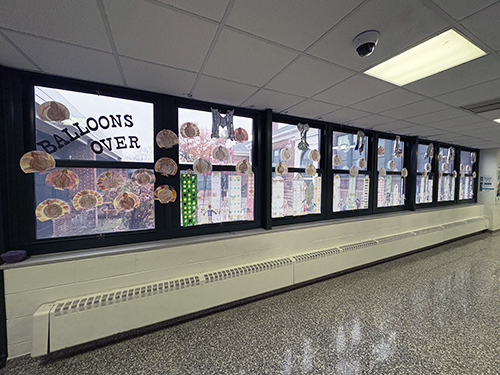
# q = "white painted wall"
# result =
<box><xmin>478</xmin><ymin>148</ymin><xmax>500</xmax><ymax>230</ymax></box>
<box><xmin>2</xmin><ymin>204</ymin><xmax>486</xmax><ymax>359</ymax></box>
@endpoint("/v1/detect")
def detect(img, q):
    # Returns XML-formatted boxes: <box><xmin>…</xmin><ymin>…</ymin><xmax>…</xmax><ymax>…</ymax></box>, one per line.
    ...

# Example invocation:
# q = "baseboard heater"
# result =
<box><xmin>31</xmin><ymin>217</ymin><xmax>487</xmax><ymax>357</ymax></box>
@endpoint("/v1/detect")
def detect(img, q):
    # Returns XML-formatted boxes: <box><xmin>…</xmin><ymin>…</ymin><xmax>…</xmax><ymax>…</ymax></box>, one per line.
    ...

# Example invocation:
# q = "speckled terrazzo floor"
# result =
<box><xmin>2</xmin><ymin>232</ymin><xmax>500</xmax><ymax>375</ymax></box>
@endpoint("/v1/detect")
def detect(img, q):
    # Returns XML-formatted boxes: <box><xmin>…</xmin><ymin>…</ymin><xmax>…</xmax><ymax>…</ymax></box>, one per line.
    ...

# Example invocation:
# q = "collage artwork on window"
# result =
<box><xmin>459</xmin><ymin>150</ymin><xmax>475</xmax><ymax>200</ymax></box>
<box><xmin>271</xmin><ymin>122</ymin><xmax>321</xmax><ymax>218</ymax></box>
<box><xmin>377</xmin><ymin>138</ymin><xmax>405</xmax><ymax>207</ymax></box>
<box><xmin>438</xmin><ymin>146</ymin><xmax>455</xmax><ymax>202</ymax></box>
<box><xmin>416</xmin><ymin>143</ymin><xmax>434</xmax><ymax>204</ymax></box>
<box><xmin>178</xmin><ymin>108</ymin><xmax>254</xmax><ymax>226</ymax></box>
<box><xmin>33</xmin><ymin>86</ymin><xmax>155</xmax><ymax>239</ymax></box>
<box><xmin>332</xmin><ymin>131</ymin><xmax>369</xmax><ymax>212</ymax></box>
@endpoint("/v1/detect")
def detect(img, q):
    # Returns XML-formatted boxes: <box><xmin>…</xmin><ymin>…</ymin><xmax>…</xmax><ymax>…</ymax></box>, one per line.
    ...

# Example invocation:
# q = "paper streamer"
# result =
<box><xmin>229</xmin><ymin>175</ymin><xmax>242</xmax><ymax>220</ymax></box>
<box><xmin>333</xmin><ymin>175</ymin><xmax>341</xmax><ymax>212</ymax></box>
<box><xmin>247</xmin><ymin>174</ymin><xmax>255</xmax><ymax>220</ymax></box>
<box><xmin>181</xmin><ymin>173</ymin><xmax>198</xmax><ymax>227</ymax></box>
<box><xmin>293</xmin><ymin>174</ymin><xmax>305</xmax><ymax>216</ymax></box>
<box><xmin>348</xmin><ymin>175</ymin><xmax>356</xmax><ymax>210</ymax></box>
<box><xmin>272</xmin><ymin>176</ymin><xmax>285</xmax><ymax>218</ymax></box>
<box><xmin>312</xmin><ymin>175</ymin><xmax>321</xmax><ymax>213</ymax></box>
<box><xmin>211</xmin><ymin>171</ymin><xmax>222</xmax><ymax>223</ymax></box>
<box><xmin>362</xmin><ymin>175</ymin><xmax>370</xmax><ymax>209</ymax></box>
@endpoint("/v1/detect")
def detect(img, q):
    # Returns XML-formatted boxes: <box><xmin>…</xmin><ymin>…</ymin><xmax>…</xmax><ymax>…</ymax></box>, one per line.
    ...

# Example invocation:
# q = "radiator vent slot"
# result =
<box><xmin>203</xmin><ymin>258</ymin><xmax>292</xmax><ymax>284</ymax></box>
<box><xmin>293</xmin><ymin>248</ymin><xmax>341</xmax><ymax>263</ymax></box>
<box><xmin>340</xmin><ymin>240</ymin><xmax>378</xmax><ymax>252</ymax></box>
<box><xmin>461</xmin><ymin>98</ymin><xmax>500</xmax><ymax>114</ymax></box>
<box><xmin>414</xmin><ymin>226</ymin><xmax>443</xmax><ymax>236</ymax></box>
<box><xmin>53</xmin><ymin>275</ymin><xmax>201</xmax><ymax>317</ymax></box>
<box><xmin>376</xmin><ymin>232</ymin><xmax>415</xmax><ymax>244</ymax></box>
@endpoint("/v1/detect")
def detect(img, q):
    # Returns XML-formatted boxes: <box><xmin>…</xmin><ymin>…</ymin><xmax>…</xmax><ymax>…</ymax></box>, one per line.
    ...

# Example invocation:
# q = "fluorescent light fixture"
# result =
<box><xmin>494</xmin><ymin>118</ymin><xmax>500</xmax><ymax>124</ymax></box>
<box><xmin>365</xmin><ymin>29</ymin><xmax>486</xmax><ymax>86</ymax></box>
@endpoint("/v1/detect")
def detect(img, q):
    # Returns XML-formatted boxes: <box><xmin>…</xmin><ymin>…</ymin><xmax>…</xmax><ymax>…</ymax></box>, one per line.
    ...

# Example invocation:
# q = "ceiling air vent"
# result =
<box><xmin>461</xmin><ymin>98</ymin><xmax>500</xmax><ymax>114</ymax></box>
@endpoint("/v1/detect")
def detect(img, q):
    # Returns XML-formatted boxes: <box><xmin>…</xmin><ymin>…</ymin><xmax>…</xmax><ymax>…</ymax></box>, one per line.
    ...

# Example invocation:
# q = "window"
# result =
<box><xmin>377</xmin><ymin>137</ymin><xmax>405</xmax><ymax>207</ymax></box>
<box><xmin>271</xmin><ymin>122</ymin><xmax>321</xmax><ymax>218</ymax></box>
<box><xmin>437</xmin><ymin>146</ymin><xmax>455</xmax><ymax>202</ymax></box>
<box><xmin>332</xmin><ymin>131</ymin><xmax>370</xmax><ymax>212</ymax></box>
<box><xmin>178</xmin><ymin>108</ymin><xmax>254</xmax><ymax>226</ymax></box>
<box><xmin>416</xmin><ymin>143</ymin><xmax>434</xmax><ymax>204</ymax></box>
<box><xmin>33</xmin><ymin>86</ymin><xmax>155</xmax><ymax>239</ymax></box>
<box><xmin>459</xmin><ymin>150</ymin><xmax>475</xmax><ymax>200</ymax></box>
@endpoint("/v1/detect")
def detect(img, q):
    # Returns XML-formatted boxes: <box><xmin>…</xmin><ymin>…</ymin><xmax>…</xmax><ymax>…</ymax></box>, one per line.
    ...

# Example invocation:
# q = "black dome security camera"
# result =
<box><xmin>352</xmin><ymin>31</ymin><xmax>380</xmax><ymax>57</ymax></box>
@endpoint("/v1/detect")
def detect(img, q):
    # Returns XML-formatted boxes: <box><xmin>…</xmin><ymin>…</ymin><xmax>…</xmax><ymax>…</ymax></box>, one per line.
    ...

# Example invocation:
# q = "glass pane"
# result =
<box><xmin>35</xmin><ymin>168</ymin><xmax>155</xmax><ymax>239</ymax></box>
<box><xmin>35</xmin><ymin>86</ymin><xmax>154</xmax><ymax>162</ymax></box>
<box><xmin>438</xmin><ymin>174</ymin><xmax>455</xmax><ymax>202</ymax></box>
<box><xmin>271</xmin><ymin>173</ymin><xmax>321</xmax><ymax>218</ymax></box>
<box><xmin>377</xmin><ymin>138</ymin><xmax>404</xmax><ymax>172</ymax></box>
<box><xmin>271</xmin><ymin>123</ymin><xmax>320</xmax><ymax>168</ymax></box>
<box><xmin>332</xmin><ymin>132</ymin><xmax>368</xmax><ymax>171</ymax></box>
<box><xmin>178</xmin><ymin>108</ymin><xmax>253</xmax><ymax>165</ymax></box>
<box><xmin>377</xmin><ymin>175</ymin><xmax>405</xmax><ymax>207</ymax></box>
<box><xmin>180</xmin><ymin>171</ymin><xmax>254</xmax><ymax>226</ymax></box>
<box><xmin>438</xmin><ymin>147</ymin><xmax>453</xmax><ymax>174</ymax></box>
<box><xmin>333</xmin><ymin>174</ymin><xmax>370</xmax><ymax>212</ymax></box>
<box><xmin>416</xmin><ymin>174</ymin><xmax>433</xmax><ymax>204</ymax></box>
<box><xmin>459</xmin><ymin>150</ymin><xmax>473</xmax><ymax>175</ymax></box>
<box><xmin>417</xmin><ymin>143</ymin><xmax>433</xmax><ymax>173</ymax></box>
<box><xmin>459</xmin><ymin>175</ymin><xmax>474</xmax><ymax>200</ymax></box>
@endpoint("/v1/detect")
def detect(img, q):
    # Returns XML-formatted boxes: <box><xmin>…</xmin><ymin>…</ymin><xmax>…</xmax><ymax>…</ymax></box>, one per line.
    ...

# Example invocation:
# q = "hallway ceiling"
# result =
<box><xmin>2</xmin><ymin>0</ymin><xmax>500</xmax><ymax>149</ymax></box>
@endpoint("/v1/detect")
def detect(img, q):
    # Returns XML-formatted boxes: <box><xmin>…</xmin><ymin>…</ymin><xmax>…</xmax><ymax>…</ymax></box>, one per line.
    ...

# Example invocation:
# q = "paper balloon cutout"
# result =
<box><xmin>156</xmin><ymin>129</ymin><xmax>179</xmax><ymax>149</ymax></box>
<box><xmin>132</xmin><ymin>169</ymin><xmax>155</xmax><ymax>186</ymax></box>
<box><xmin>36</xmin><ymin>199</ymin><xmax>70</xmax><ymax>222</ymax></box>
<box><xmin>425</xmin><ymin>163</ymin><xmax>432</xmax><ymax>172</ymax></box>
<box><xmin>422</xmin><ymin>169</ymin><xmax>428</xmax><ymax>178</ymax></box>
<box><xmin>37</xmin><ymin>101</ymin><xmax>70</xmax><ymax>122</ymax></box>
<box><xmin>180</xmin><ymin>122</ymin><xmax>200</xmax><ymax>138</ymax></box>
<box><xmin>473</xmin><ymin>171</ymin><xmax>477</xmax><ymax>178</ymax></box>
<box><xmin>401</xmin><ymin>168</ymin><xmax>408</xmax><ymax>178</ymax></box>
<box><xmin>73</xmin><ymin>190</ymin><xmax>103</xmax><ymax>210</ymax></box>
<box><xmin>234</xmin><ymin>127</ymin><xmax>248</xmax><ymax>142</ymax></box>
<box><xmin>305</xmin><ymin>164</ymin><xmax>316</xmax><ymax>176</ymax></box>
<box><xmin>379</xmin><ymin>167</ymin><xmax>387</xmax><ymax>177</ymax></box>
<box><xmin>236</xmin><ymin>160</ymin><xmax>252</xmax><ymax>175</ymax></box>
<box><xmin>377</xmin><ymin>146</ymin><xmax>385</xmax><ymax>156</ymax></box>
<box><xmin>388</xmin><ymin>160</ymin><xmax>396</xmax><ymax>171</ymax></box>
<box><xmin>114</xmin><ymin>192</ymin><xmax>140</xmax><ymax>212</ymax></box>
<box><xmin>350</xmin><ymin>166</ymin><xmax>359</xmax><ymax>177</ymax></box>
<box><xmin>20</xmin><ymin>151</ymin><xmax>55</xmax><ymax>174</ymax></box>
<box><xmin>275</xmin><ymin>162</ymin><xmax>288</xmax><ymax>176</ymax></box>
<box><xmin>193</xmin><ymin>158</ymin><xmax>212</xmax><ymax>174</ymax></box>
<box><xmin>212</xmin><ymin>145</ymin><xmax>230</xmax><ymax>161</ymax></box>
<box><xmin>155</xmin><ymin>185</ymin><xmax>177</xmax><ymax>203</ymax></box>
<box><xmin>281</xmin><ymin>147</ymin><xmax>293</xmax><ymax>161</ymax></box>
<box><xmin>333</xmin><ymin>155</ymin><xmax>342</xmax><ymax>166</ymax></box>
<box><xmin>97</xmin><ymin>171</ymin><xmax>124</xmax><ymax>190</ymax></box>
<box><xmin>452</xmin><ymin>170</ymin><xmax>457</xmax><ymax>178</ymax></box>
<box><xmin>155</xmin><ymin>157</ymin><xmax>178</xmax><ymax>176</ymax></box>
<box><xmin>358</xmin><ymin>158</ymin><xmax>367</xmax><ymax>169</ymax></box>
<box><xmin>310</xmin><ymin>149</ymin><xmax>321</xmax><ymax>162</ymax></box>
<box><xmin>45</xmin><ymin>169</ymin><xmax>79</xmax><ymax>190</ymax></box>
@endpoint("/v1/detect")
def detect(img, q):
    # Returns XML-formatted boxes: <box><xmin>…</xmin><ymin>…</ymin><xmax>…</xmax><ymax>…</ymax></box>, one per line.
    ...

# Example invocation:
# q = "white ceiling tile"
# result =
<box><xmin>405</xmin><ymin>55</ymin><xmax>500</xmax><ymax>97</ymax></box>
<box><xmin>204</xmin><ymin>29</ymin><xmax>299</xmax><ymax>86</ymax></box>
<box><xmin>408</xmin><ymin>108</ymin><xmax>469</xmax><ymax>124</ymax></box>
<box><xmin>381</xmin><ymin>100</ymin><xmax>449</xmax><ymax>120</ymax></box>
<box><xmin>313</xmin><ymin>74</ymin><xmax>394</xmax><ymax>106</ymax></box>
<box><xmin>0</xmin><ymin>32</ymin><xmax>39</xmax><ymax>71</ymax></box>
<box><xmin>5</xmin><ymin>31</ymin><xmax>122</xmax><ymax>86</ymax></box>
<box><xmin>241</xmin><ymin>89</ymin><xmax>303</xmax><ymax>112</ymax></box>
<box><xmin>155</xmin><ymin>0</ymin><xmax>230</xmax><ymax>21</ymax></box>
<box><xmin>461</xmin><ymin>2</ymin><xmax>500</xmax><ymax>51</ymax></box>
<box><xmin>352</xmin><ymin>89</ymin><xmax>425</xmax><ymax>113</ymax></box>
<box><xmin>322</xmin><ymin>107</ymin><xmax>372</xmax><ymax>124</ymax></box>
<box><xmin>350</xmin><ymin>114</ymin><xmax>395</xmax><ymax>128</ymax></box>
<box><xmin>226</xmin><ymin>0</ymin><xmax>364</xmax><ymax>51</ymax></box>
<box><xmin>105</xmin><ymin>0</ymin><xmax>217</xmax><ymax>71</ymax></box>
<box><xmin>431</xmin><ymin>0</ymin><xmax>497</xmax><ymax>21</ymax></box>
<box><xmin>414</xmin><ymin>126</ymin><xmax>449</xmax><ymax>137</ymax></box>
<box><xmin>284</xmin><ymin>99</ymin><xmax>341</xmax><ymax>119</ymax></box>
<box><xmin>393</xmin><ymin>125</ymin><xmax>432</xmax><ymax>136</ymax></box>
<box><xmin>435</xmin><ymin>78</ymin><xmax>500</xmax><ymax>107</ymax></box>
<box><xmin>120</xmin><ymin>57</ymin><xmax>197</xmax><ymax>97</ymax></box>
<box><xmin>371</xmin><ymin>120</ymin><xmax>414</xmax><ymax>132</ymax></box>
<box><xmin>0</xmin><ymin>0</ymin><xmax>111</xmax><ymax>51</ymax></box>
<box><xmin>307</xmin><ymin>0</ymin><xmax>448</xmax><ymax>71</ymax></box>
<box><xmin>265</xmin><ymin>56</ymin><xmax>353</xmax><ymax>97</ymax></box>
<box><xmin>194</xmin><ymin>75</ymin><xmax>258</xmax><ymax>107</ymax></box>
<box><xmin>431</xmin><ymin>114</ymin><xmax>486</xmax><ymax>129</ymax></box>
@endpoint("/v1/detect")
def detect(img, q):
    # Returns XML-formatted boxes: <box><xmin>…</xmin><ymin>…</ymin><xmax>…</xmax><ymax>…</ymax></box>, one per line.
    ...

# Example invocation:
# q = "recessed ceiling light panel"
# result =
<box><xmin>364</xmin><ymin>29</ymin><xmax>486</xmax><ymax>86</ymax></box>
